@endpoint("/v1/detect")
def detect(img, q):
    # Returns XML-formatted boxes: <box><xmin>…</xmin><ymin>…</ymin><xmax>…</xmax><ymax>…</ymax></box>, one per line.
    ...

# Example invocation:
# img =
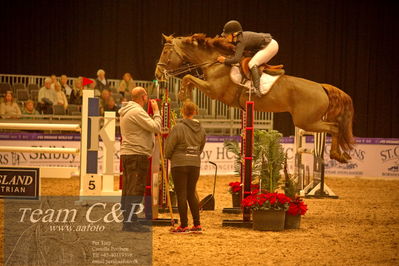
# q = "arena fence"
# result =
<box><xmin>0</xmin><ymin>74</ymin><xmax>273</xmax><ymax>135</ymax></box>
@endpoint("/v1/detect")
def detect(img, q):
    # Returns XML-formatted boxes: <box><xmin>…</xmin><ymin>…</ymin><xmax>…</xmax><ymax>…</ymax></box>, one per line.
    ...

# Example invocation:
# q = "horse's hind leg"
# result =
<box><xmin>295</xmin><ymin>119</ymin><xmax>339</xmax><ymax>135</ymax></box>
<box><xmin>330</xmin><ymin>135</ymin><xmax>351</xmax><ymax>163</ymax></box>
<box><xmin>296</xmin><ymin>120</ymin><xmax>349</xmax><ymax>163</ymax></box>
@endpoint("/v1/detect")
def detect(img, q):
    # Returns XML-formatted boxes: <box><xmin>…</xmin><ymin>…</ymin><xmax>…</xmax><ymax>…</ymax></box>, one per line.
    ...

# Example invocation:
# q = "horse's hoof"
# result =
<box><xmin>329</xmin><ymin>150</ymin><xmax>340</xmax><ymax>161</ymax></box>
<box><xmin>330</xmin><ymin>151</ymin><xmax>348</xmax><ymax>164</ymax></box>
<box><xmin>342</xmin><ymin>152</ymin><xmax>352</xmax><ymax>161</ymax></box>
<box><xmin>337</xmin><ymin>156</ymin><xmax>348</xmax><ymax>164</ymax></box>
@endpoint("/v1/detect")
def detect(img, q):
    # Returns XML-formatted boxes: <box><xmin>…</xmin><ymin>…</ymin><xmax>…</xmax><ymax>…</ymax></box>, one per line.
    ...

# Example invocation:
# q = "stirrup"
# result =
<box><xmin>245</xmin><ymin>87</ymin><xmax>262</xmax><ymax>97</ymax></box>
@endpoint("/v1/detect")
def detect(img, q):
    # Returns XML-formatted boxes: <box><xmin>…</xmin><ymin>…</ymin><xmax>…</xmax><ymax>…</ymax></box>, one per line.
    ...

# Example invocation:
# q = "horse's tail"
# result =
<box><xmin>321</xmin><ymin>83</ymin><xmax>355</xmax><ymax>152</ymax></box>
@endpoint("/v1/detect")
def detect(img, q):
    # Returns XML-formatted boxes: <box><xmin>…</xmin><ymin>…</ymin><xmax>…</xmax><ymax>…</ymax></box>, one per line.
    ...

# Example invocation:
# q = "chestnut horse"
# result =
<box><xmin>155</xmin><ymin>34</ymin><xmax>354</xmax><ymax>163</ymax></box>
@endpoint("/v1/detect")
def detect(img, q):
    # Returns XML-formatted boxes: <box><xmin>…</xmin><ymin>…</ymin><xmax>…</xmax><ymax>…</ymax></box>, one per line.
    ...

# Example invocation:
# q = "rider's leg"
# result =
<box><xmin>249</xmin><ymin>39</ymin><xmax>279</xmax><ymax>96</ymax></box>
<box><xmin>250</xmin><ymin>66</ymin><xmax>261</xmax><ymax>96</ymax></box>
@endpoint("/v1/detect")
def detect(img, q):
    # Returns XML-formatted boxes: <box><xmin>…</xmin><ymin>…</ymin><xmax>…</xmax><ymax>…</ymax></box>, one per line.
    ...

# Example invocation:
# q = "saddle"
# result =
<box><xmin>240</xmin><ymin>57</ymin><xmax>285</xmax><ymax>80</ymax></box>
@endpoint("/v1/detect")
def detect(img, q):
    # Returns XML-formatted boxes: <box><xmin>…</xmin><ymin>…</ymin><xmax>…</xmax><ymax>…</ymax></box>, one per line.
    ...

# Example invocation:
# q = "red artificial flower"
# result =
<box><xmin>287</xmin><ymin>197</ymin><xmax>308</xmax><ymax>216</ymax></box>
<box><xmin>250</xmin><ymin>184</ymin><xmax>260</xmax><ymax>191</ymax></box>
<box><xmin>229</xmin><ymin>182</ymin><xmax>242</xmax><ymax>193</ymax></box>
<box><xmin>241</xmin><ymin>190</ymin><xmax>291</xmax><ymax>211</ymax></box>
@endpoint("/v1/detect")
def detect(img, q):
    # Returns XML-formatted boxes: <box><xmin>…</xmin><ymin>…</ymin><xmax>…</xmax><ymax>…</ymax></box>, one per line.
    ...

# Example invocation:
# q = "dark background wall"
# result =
<box><xmin>0</xmin><ymin>0</ymin><xmax>398</xmax><ymax>137</ymax></box>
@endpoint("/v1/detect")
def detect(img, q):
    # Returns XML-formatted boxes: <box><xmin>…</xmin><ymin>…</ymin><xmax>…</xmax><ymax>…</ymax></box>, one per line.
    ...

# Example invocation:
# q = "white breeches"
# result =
<box><xmin>248</xmin><ymin>39</ymin><xmax>279</xmax><ymax>68</ymax></box>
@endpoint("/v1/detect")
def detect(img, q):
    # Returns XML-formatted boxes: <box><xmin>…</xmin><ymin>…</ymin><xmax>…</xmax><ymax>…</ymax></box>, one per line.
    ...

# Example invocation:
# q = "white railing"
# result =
<box><xmin>0</xmin><ymin>74</ymin><xmax>273</xmax><ymax>132</ymax></box>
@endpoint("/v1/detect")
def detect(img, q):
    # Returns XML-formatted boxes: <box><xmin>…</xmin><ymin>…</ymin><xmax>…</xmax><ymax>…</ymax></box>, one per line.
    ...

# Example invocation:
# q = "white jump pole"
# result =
<box><xmin>79</xmin><ymin>90</ymin><xmax>119</xmax><ymax>198</ymax></box>
<box><xmin>0</xmin><ymin>146</ymin><xmax>79</xmax><ymax>154</ymax></box>
<box><xmin>294</xmin><ymin>127</ymin><xmax>337</xmax><ymax>198</ymax></box>
<box><xmin>99</xmin><ymin>111</ymin><xmax>116</xmax><ymax>195</ymax></box>
<box><xmin>0</xmin><ymin>89</ymin><xmax>119</xmax><ymax>197</ymax></box>
<box><xmin>79</xmin><ymin>89</ymin><xmax>92</xmax><ymax>186</ymax></box>
<box><xmin>0</xmin><ymin>123</ymin><xmax>81</xmax><ymax>132</ymax></box>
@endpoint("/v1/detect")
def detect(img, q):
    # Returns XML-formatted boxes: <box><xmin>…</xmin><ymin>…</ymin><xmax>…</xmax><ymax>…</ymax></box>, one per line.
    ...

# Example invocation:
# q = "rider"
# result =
<box><xmin>217</xmin><ymin>20</ymin><xmax>279</xmax><ymax>97</ymax></box>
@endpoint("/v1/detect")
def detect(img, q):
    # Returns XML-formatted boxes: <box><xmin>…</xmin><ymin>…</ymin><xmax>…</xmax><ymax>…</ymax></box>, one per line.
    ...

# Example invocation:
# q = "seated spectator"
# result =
<box><xmin>99</xmin><ymin>89</ymin><xmax>111</xmax><ymax>114</ymax></box>
<box><xmin>60</xmin><ymin>75</ymin><xmax>72</xmax><ymax>100</ymax></box>
<box><xmin>95</xmin><ymin>69</ymin><xmax>110</xmax><ymax>92</ymax></box>
<box><xmin>103</xmin><ymin>96</ymin><xmax>119</xmax><ymax>116</ymax></box>
<box><xmin>22</xmin><ymin>100</ymin><xmax>40</xmax><ymax>117</ymax></box>
<box><xmin>88</xmin><ymin>79</ymin><xmax>101</xmax><ymax>97</ymax></box>
<box><xmin>37</xmin><ymin>78</ymin><xmax>57</xmax><ymax>114</ymax></box>
<box><xmin>118</xmin><ymin>73</ymin><xmax>136</xmax><ymax>100</ymax></box>
<box><xmin>0</xmin><ymin>91</ymin><xmax>22</xmax><ymax>118</ymax></box>
<box><xmin>54</xmin><ymin>82</ymin><xmax>68</xmax><ymax>110</ymax></box>
<box><xmin>50</xmin><ymin>74</ymin><xmax>57</xmax><ymax>89</ymax></box>
<box><xmin>69</xmin><ymin>77</ymin><xmax>83</xmax><ymax>105</ymax></box>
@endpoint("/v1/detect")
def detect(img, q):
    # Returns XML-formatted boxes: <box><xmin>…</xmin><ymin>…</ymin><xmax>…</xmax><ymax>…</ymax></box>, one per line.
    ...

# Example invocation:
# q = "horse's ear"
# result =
<box><xmin>162</xmin><ymin>33</ymin><xmax>174</xmax><ymax>43</ymax></box>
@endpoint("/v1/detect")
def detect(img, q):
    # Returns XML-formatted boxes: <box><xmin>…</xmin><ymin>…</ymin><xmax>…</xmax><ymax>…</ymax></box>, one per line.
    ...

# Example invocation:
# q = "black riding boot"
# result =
<box><xmin>250</xmin><ymin>65</ymin><xmax>262</xmax><ymax>97</ymax></box>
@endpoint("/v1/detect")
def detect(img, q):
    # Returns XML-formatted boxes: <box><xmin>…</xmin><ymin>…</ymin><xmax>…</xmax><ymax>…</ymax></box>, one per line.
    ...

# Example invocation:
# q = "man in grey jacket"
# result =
<box><xmin>119</xmin><ymin>87</ymin><xmax>161</xmax><ymax>232</ymax></box>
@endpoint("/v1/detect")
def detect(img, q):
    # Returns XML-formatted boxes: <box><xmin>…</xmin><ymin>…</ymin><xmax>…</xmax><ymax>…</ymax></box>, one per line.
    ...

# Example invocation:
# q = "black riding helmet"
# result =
<box><xmin>221</xmin><ymin>20</ymin><xmax>243</xmax><ymax>36</ymax></box>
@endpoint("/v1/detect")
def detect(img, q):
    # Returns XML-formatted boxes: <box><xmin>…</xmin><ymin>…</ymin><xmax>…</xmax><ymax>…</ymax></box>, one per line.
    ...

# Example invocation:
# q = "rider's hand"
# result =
<box><xmin>150</xmin><ymin>100</ymin><xmax>159</xmax><ymax>112</ymax></box>
<box><xmin>217</xmin><ymin>56</ymin><xmax>225</xmax><ymax>63</ymax></box>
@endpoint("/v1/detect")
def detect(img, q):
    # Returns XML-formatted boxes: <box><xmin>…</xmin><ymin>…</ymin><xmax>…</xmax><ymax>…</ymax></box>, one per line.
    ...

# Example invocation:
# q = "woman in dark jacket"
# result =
<box><xmin>165</xmin><ymin>100</ymin><xmax>206</xmax><ymax>233</ymax></box>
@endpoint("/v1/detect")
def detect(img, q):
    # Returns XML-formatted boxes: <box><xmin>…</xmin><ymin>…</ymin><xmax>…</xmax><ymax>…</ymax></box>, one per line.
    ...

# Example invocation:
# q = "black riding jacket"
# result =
<box><xmin>224</xmin><ymin>31</ymin><xmax>272</xmax><ymax>65</ymax></box>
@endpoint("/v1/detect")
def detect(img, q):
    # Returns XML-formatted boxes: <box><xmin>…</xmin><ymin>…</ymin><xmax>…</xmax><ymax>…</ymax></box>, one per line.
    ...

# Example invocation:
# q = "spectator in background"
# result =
<box><xmin>0</xmin><ymin>91</ymin><xmax>21</xmax><ymax>118</ymax></box>
<box><xmin>37</xmin><ymin>78</ymin><xmax>57</xmax><ymax>114</ymax></box>
<box><xmin>22</xmin><ymin>100</ymin><xmax>39</xmax><ymax>117</ymax></box>
<box><xmin>69</xmin><ymin>77</ymin><xmax>83</xmax><ymax>105</ymax></box>
<box><xmin>88</xmin><ymin>79</ymin><xmax>101</xmax><ymax>97</ymax></box>
<box><xmin>95</xmin><ymin>69</ymin><xmax>110</xmax><ymax>92</ymax></box>
<box><xmin>103</xmin><ymin>96</ymin><xmax>119</xmax><ymax>116</ymax></box>
<box><xmin>60</xmin><ymin>75</ymin><xmax>72</xmax><ymax>100</ymax></box>
<box><xmin>50</xmin><ymin>74</ymin><xmax>57</xmax><ymax>89</ymax></box>
<box><xmin>99</xmin><ymin>89</ymin><xmax>111</xmax><ymax>114</ymax></box>
<box><xmin>118</xmin><ymin>73</ymin><xmax>136</xmax><ymax>100</ymax></box>
<box><xmin>54</xmin><ymin>82</ymin><xmax>68</xmax><ymax>111</ymax></box>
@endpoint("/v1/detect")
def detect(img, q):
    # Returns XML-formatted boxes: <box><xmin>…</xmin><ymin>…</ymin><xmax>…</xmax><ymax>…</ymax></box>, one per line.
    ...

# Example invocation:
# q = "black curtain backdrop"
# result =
<box><xmin>0</xmin><ymin>0</ymin><xmax>398</xmax><ymax>138</ymax></box>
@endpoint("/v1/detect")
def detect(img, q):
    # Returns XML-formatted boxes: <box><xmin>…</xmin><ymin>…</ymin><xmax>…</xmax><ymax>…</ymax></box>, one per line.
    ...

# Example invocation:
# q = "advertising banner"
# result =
<box><xmin>0</xmin><ymin>133</ymin><xmax>397</xmax><ymax>178</ymax></box>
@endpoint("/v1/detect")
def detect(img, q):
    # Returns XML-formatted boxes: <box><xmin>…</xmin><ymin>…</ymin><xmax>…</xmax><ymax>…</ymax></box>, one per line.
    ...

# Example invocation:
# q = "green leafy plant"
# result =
<box><xmin>223</xmin><ymin>140</ymin><xmax>241</xmax><ymax>176</ymax></box>
<box><xmin>224</xmin><ymin>129</ymin><xmax>286</xmax><ymax>192</ymax></box>
<box><xmin>283</xmin><ymin>153</ymin><xmax>297</xmax><ymax>198</ymax></box>
<box><xmin>254</xmin><ymin>130</ymin><xmax>285</xmax><ymax>192</ymax></box>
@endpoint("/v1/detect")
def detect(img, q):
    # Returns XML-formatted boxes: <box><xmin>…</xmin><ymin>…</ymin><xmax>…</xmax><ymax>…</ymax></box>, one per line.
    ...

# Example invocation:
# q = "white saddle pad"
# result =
<box><xmin>230</xmin><ymin>66</ymin><xmax>281</xmax><ymax>95</ymax></box>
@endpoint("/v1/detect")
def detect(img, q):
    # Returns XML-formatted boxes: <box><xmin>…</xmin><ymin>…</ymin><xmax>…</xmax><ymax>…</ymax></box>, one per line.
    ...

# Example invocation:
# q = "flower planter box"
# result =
<box><xmin>284</xmin><ymin>214</ymin><xmax>301</xmax><ymax>229</ymax></box>
<box><xmin>252</xmin><ymin>209</ymin><xmax>286</xmax><ymax>231</ymax></box>
<box><xmin>232</xmin><ymin>193</ymin><xmax>241</xmax><ymax>208</ymax></box>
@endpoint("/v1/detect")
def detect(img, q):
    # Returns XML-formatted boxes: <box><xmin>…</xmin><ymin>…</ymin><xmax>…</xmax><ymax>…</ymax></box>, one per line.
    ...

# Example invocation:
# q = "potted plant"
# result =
<box><xmin>224</xmin><ymin>130</ymin><xmax>285</xmax><ymax>207</ymax></box>
<box><xmin>283</xmin><ymin>154</ymin><xmax>308</xmax><ymax>229</ymax></box>
<box><xmin>242</xmin><ymin>189</ymin><xmax>290</xmax><ymax>231</ymax></box>
<box><xmin>253</xmin><ymin>130</ymin><xmax>285</xmax><ymax>192</ymax></box>
<box><xmin>285</xmin><ymin>197</ymin><xmax>308</xmax><ymax>229</ymax></box>
<box><xmin>228</xmin><ymin>181</ymin><xmax>242</xmax><ymax>207</ymax></box>
<box><xmin>226</xmin><ymin>129</ymin><xmax>289</xmax><ymax>230</ymax></box>
<box><xmin>224</xmin><ymin>139</ymin><xmax>242</xmax><ymax>208</ymax></box>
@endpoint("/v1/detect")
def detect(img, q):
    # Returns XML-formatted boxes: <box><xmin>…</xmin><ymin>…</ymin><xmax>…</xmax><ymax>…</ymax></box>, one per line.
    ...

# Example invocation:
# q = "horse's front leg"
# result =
<box><xmin>179</xmin><ymin>74</ymin><xmax>212</xmax><ymax>100</ymax></box>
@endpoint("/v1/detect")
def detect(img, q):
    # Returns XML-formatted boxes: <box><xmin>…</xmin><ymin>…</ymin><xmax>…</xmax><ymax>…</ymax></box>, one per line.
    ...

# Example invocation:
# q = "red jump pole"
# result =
<box><xmin>243</xmin><ymin>101</ymin><xmax>254</xmax><ymax>222</ymax></box>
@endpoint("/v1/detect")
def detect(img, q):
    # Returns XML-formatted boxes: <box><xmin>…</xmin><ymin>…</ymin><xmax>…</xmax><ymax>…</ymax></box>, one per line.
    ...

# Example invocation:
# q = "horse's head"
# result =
<box><xmin>155</xmin><ymin>34</ymin><xmax>186</xmax><ymax>81</ymax></box>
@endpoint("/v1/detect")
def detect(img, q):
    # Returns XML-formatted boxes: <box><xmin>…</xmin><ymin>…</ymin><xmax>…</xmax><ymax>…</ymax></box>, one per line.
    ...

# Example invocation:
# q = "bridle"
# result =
<box><xmin>156</xmin><ymin>40</ymin><xmax>217</xmax><ymax>79</ymax></box>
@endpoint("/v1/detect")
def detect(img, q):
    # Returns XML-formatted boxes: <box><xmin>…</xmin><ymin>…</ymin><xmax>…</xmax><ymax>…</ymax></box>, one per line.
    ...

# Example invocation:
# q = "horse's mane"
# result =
<box><xmin>180</xmin><ymin>33</ymin><xmax>235</xmax><ymax>54</ymax></box>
